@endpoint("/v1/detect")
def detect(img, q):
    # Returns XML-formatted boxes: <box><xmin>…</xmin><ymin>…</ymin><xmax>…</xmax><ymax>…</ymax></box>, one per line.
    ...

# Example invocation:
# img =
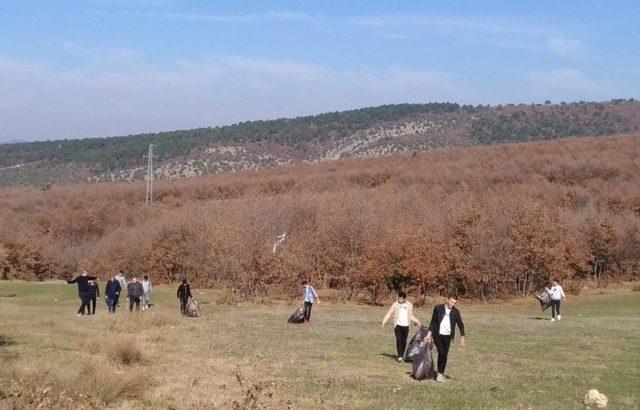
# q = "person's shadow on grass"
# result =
<box><xmin>527</xmin><ymin>316</ymin><xmax>550</xmax><ymax>320</ymax></box>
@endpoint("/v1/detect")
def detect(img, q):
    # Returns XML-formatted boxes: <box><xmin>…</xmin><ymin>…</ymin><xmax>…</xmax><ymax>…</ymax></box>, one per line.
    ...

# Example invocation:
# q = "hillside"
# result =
<box><xmin>0</xmin><ymin>99</ymin><xmax>638</xmax><ymax>187</ymax></box>
<box><xmin>1</xmin><ymin>134</ymin><xmax>638</xmax><ymax>301</ymax></box>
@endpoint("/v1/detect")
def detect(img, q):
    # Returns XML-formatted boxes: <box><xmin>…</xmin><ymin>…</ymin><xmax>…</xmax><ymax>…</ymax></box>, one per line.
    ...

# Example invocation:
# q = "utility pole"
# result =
<box><xmin>144</xmin><ymin>144</ymin><xmax>157</xmax><ymax>205</ymax></box>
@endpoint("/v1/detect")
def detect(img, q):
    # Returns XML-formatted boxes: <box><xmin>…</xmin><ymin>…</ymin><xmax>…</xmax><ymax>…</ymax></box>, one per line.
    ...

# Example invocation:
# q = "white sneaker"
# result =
<box><xmin>436</xmin><ymin>373</ymin><xmax>446</xmax><ymax>383</ymax></box>
<box><xmin>557</xmin><ymin>315</ymin><xmax>561</xmax><ymax>320</ymax></box>
<box><xmin>76</xmin><ymin>313</ymin><xmax>82</xmax><ymax>317</ymax></box>
<box><xmin>397</xmin><ymin>357</ymin><xmax>404</xmax><ymax>363</ymax></box>
<box><xmin>550</xmin><ymin>318</ymin><xmax>555</xmax><ymax>322</ymax></box>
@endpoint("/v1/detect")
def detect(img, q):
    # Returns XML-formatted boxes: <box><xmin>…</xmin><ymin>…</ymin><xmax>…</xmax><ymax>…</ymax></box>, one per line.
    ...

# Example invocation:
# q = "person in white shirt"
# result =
<box><xmin>425</xmin><ymin>295</ymin><xmax>466</xmax><ymax>382</ymax></box>
<box><xmin>546</xmin><ymin>279</ymin><xmax>567</xmax><ymax>321</ymax></box>
<box><xmin>381</xmin><ymin>291</ymin><xmax>421</xmax><ymax>362</ymax></box>
<box><xmin>141</xmin><ymin>274</ymin><xmax>153</xmax><ymax>310</ymax></box>
<box><xmin>114</xmin><ymin>270</ymin><xmax>127</xmax><ymax>306</ymax></box>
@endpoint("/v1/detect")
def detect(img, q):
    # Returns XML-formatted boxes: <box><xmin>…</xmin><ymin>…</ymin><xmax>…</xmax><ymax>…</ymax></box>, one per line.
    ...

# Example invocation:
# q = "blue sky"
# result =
<box><xmin>0</xmin><ymin>0</ymin><xmax>639</xmax><ymax>142</ymax></box>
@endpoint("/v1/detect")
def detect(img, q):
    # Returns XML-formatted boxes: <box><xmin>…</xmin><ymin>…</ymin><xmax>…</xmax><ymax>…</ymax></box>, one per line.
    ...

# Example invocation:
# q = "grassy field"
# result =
<box><xmin>0</xmin><ymin>281</ymin><xmax>639</xmax><ymax>409</ymax></box>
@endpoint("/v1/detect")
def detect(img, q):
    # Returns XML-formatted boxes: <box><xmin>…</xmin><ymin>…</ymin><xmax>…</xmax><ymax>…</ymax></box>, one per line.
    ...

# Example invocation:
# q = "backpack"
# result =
<box><xmin>186</xmin><ymin>299</ymin><xmax>201</xmax><ymax>317</ymax></box>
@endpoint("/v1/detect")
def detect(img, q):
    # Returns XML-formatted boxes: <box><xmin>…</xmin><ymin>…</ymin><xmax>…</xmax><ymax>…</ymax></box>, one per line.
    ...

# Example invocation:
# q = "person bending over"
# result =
<box><xmin>381</xmin><ymin>290</ymin><xmax>421</xmax><ymax>362</ymax></box>
<box><xmin>67</xmin><ymin>270</ymin><xmax>97</xmax><ymax>316</ymax></box>
<box><xmin>425</xmin><ymin>295</ymin><xmax>466</xmax><ymax>383</ymax></box>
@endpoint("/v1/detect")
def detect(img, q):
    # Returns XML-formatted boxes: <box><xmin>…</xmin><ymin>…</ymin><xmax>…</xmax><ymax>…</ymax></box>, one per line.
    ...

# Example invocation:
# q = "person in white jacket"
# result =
<box><xmin>546</xmin><ymin>279</ymin><xmax>566</xmax><ymax>321</ymax></box>
<box><xmin>141</xmin><ymin>275</ymin><xmax>153</xmax><ymax>310</ymax></box>
<box><xmin>381</xmin><ymin>291</ymin><xmax>421</xmax><ymax>362</ymax></box>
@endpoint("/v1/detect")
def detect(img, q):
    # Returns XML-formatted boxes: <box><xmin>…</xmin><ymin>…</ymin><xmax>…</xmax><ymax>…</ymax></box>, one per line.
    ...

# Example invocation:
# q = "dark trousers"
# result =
<box><xmin>106</xmin><ymin>296</ymin><xmax>117</xmax><ymax>313</ymax></box>
<box><xmin>129</xmin><ymin>296</ymin><xmax>141</xmax><ymax>312</ymax></box>
<box><xmin>551</xmin><ymin>300</ymin><xmax>561</xmax><ymax>318</ymax></box>
<box><xmin>90</xmin><ymin>295</ymin><xmax>97</xmax><ymax>314</ymax></box>
<box><xmin>77</xmin><ymin>292</ymin><xmax>91</xmax><ymax>315</ymax></box>
<box><xmin>394</xmin><ymin>325</ymin><xmax>409</xmax><ymax>358</ymax></box>
<box><xmin>303</xmin><ymin>301</ymin><xmax>313</xmax><ymax>322</ymax></box>
<box><xmin>180</xmin><ymin>297</ymin><xmax>189</xmax><ymax>315</ymax></box>
<box><xmin>434</xmin><ymin>334</ymin><xmax>452</xmax><ymax>374</ymax></box>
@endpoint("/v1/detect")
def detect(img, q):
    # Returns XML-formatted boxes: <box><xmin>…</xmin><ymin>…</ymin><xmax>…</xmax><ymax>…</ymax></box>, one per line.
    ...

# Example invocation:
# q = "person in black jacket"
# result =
<box><xmin>88</xmin><ymin>279</ymin><xmax>100</xmax><ymax>315</ymax></box>
<box><xmin>177</xmin><ymin>278</ymin><xmax>192</xmax><ymax>315</ymax></box>
<box><xmin>127</xmin><ymin>277</ymin><xmax>144</xmax><ymax>312</ymax></box>
<box><xmin>67</xmin><ymin>270</ymin><xmax>97</xmax><ymax>316</ymax></box>
<box><xmin>104</xmin><ymin>275</ymin><xmax>121</xmax><ymax>313</ymax></box>
<box><xmin>424</xmin><ymin>295</ymin><xmax>466</xmax><ymax>382</ymax></box>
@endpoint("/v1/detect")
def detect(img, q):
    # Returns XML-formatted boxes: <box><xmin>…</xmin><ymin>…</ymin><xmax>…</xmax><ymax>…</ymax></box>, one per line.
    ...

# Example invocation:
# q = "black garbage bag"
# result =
<box><xmin>404</xmin><ymin>326</ymin><xmax>430</xmax><ymax>361</ymax></box>
<box><xmin>411</xmin><ymin>340</ymin><xmax>436</xmax><ymax>381</ymax></box>
<box><xmin>287</xmin><ymin>306</ymin><xmax>305</xmax><ymax>324</ymax></box>
<box><xmin>534</xmin><ymin>291</ymin><xmax>551</xmax><ymax>311</ymax></box>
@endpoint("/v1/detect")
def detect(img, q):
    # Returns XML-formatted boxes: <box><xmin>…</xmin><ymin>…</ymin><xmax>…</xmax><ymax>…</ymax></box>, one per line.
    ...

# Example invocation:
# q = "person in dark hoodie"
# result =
<box><xmin>127</xmin><ymin>276</ymin><xmax>144</xmax><ymax>312</ymax></box>
<box><xmin>424</xmin><ymin>295</ymin><xmax>466</xmax><ymax>383</ymax></box>
<box><xmin>177</xmin><ymin>278</ymin><xmax>192</xmax><ymax>315</ymax></box>
<box><xmin>104</xmin><ymin>275</ymin><xmax>121</xmax><ymax>314</ymax></box>
<box><xmin>88</xmin><ymin>279</ymin><xmax>100</xmax><ymax>315</ymax></box>
<box><xmin>67</xmin><ymin>270</ymin><xmax>97</xmax><ymax>316</ymax></box>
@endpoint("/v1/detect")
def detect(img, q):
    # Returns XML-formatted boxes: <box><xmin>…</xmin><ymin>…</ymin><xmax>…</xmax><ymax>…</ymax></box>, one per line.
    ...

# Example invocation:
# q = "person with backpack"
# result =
<box><xmin>88</xmin><ymin>279</ymin><xmax>100</xmax><ymax>315</ymax></box>
<box><xmin>141</xmin><ymin>275</ymin><xmax>153</xmax><ymax>310</ymax></box>
<box><xmin>177</xmin><ymin>278</ymin><xmax>192</xmax><ymax>315</ymax></box>
<box><xmin>301</xmin><ymin>280</ymin><xmax>320</xmax><ymax>325</ymax></box>
<box><xmin>127</xmin><ymin>277</ymin><xmax>144</xmax><ymax>312</ymax></box>
<box><xmin>66</xmin><ymin>270</ymin><xmax>97</xmax><ymax>316</ymax></box>
<box><xmin>424</xmin><ymin>295</ymin><xmax>466</xmax><ymax>383</ymax></box>
<box><xmin>381</xmin><ymin>290</ymin><xmax>421</xmax><ymax>362</ymax></box>
<box><xmin>104</xmin><ymin>275</ymin><xmax>121</xmax><ymax>314</ymax></box>
<box><xmin>546</xmin><ymin>278</ymin><xmax>567</xmax><ymax>321</ymax></box>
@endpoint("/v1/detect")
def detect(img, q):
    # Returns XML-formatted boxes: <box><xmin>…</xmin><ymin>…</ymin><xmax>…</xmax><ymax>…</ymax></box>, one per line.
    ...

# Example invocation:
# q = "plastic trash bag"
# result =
<box><xmin>287</xmin><ymin>306</ymin><xmax>305</xmax><ymax>324</ymax></box>
<box><xmin>404</xmin><ymin>326</ymin><xmax>430</xmax><ymax>361</ymax></box>
<box><xmin>534</xmin><ymin>291</ymin><xmax>551</xmax><ymax>311</ymax></box>
<box><xmin>186</xmin><ymin>299</ymin><xmax>201</xmax><ymax>317</ymax></box>
<box><xmin>411</xmin><ymin>340</ymin><xmax>436</xmax><ymax>381</ymax></box>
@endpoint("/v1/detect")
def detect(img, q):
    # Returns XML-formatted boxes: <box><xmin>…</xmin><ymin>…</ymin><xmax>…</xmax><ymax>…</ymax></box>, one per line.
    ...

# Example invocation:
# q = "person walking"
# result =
<box><xmin>381</xmin><ymin>290</ymin><xmax>421</xmax><ymax>362</ymax></box>
<box><xmin>104</xmin><ymin>275</ymin><xmax>121</xmax><ymax>314</ymax></box>
<box><xmin>141</xmin><ymin>275</ymin><xmax>153</xmax><ymax>310</ymax></box>
<box><xmin>301</xmin><ymin>280</ymin><xmax>320</xmax><ymax>325</ymax></box>
<box><xmin>127</xmin><ymin>277</ymin><xmax>144</xmax><ymax>312</ymax></box>
<box><xmin>114</xmin><ymin>270</ymin><xmax>127</xmax><ymax>307</ymax></box>
<box><xmin>177</xmin><ymin>278</ymin><xmax>192</xmax><ymax>315</ymax></box>
<box><xmin>88</xmin><ymin>279</ymin><xmax>100</xmax><ymax>315</ymax></box>
<box><xmin>66</xmin><ymin>270</ymin><xmax>97</xmax><ymax>316</ymax></box>
<box><xmin>546</xmin><ymin>279</ymin><xmax>567</xmax><ymax>321</ymax></box>
<box><xmin>425</xmin><ymin>295</ymin><xmax>466</xmax><ymax>383</ymax></box>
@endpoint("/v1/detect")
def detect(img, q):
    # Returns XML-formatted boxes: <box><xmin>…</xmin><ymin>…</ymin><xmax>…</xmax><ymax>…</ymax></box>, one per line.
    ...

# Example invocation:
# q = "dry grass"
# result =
<box><xmin>0</xmin><ymin>281</ymin><xmax>639</xmax><ymax>409</ymax></box>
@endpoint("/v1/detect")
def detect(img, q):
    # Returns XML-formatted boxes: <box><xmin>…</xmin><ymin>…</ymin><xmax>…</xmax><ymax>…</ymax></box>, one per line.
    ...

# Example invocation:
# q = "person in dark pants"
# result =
<box><xmin>301</xmin><ymin>280</ymin><xmax>320</xmax><ymax>325</ymax></box>
<box><xmin>546</xmin><ymin>279</ymin><xmax>567</xmax><ymax>321</ymax></box>
<box><xmin>105</xmin><ymin>275</ymin><xmax>121</xmax><ymax>313</ymax></box>
<box><xmin>425</xmin><ymin>295</ymin><xmax>466</xmax><ymax>382</ymax></box>
<box><xmin>177</xmin><ymin>278</ymin><xmax>192</xmax><ymax>315</ymax></box>
<box><xmin>67</xmin><ymin>270</ymin><xmax>97</xmax><ymax>316</ymax></box>
<box><xmin>381</xmin><ymin>290</ymin><xmax>421</xmax><ymax>362</ymax></box>
<box><xmin>88</xmin><ymin>279</ymin><xmax>100</xmax><ymax>315</ymax></box>
<box><xmin>127</xmin><ymin>277</ymin><xmax>144</xmax><ymax>312</ymax></box>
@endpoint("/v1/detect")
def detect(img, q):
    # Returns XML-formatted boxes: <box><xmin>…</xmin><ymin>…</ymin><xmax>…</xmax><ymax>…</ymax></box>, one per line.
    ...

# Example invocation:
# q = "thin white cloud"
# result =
<box><xmin>385</xmin><ymin>33</ymin><xmax>411</xmax><ymax>40</ymax></box>
<box><xmin>0</xmin><ymin>54</ymin><xmax>463</xmax><ymax>141</ymax></box>
<box><xmin>353</xmin><ymin>15</ymin><xmax>552</xmax><ymax>36</ymax></box>
<box><xmin>524</xmin><ymin>69</ymin><xmax>615</xmax><ymax>100</ymax></box>
<box><xmin>547</xmin><ymin>37</ymin><xmax>586</xmax><ymax>58</ymax></box>
<box><xmin>127</xmin><ymin>11</ymin><xmax>310</xmax><ymax>23</ymax></box>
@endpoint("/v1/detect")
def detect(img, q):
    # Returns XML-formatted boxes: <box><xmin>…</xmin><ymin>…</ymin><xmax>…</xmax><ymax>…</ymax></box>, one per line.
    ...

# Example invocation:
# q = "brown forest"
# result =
<box><xmin>1</xmin><ymin>134</ymin><xmax>639</xmax><ymax>303</ymax></box>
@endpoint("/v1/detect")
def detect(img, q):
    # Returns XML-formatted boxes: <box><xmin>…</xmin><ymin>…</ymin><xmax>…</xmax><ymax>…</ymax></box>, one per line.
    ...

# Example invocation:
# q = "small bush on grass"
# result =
<box><xmin>105</xmin><ymin>336</ymin><xmax>144</xmax><ymax>365</ymax></box>
<box><xmin>76</xmin><ymin>363</ymin><xmax>147</xmax><ymax>404</ymax></box>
